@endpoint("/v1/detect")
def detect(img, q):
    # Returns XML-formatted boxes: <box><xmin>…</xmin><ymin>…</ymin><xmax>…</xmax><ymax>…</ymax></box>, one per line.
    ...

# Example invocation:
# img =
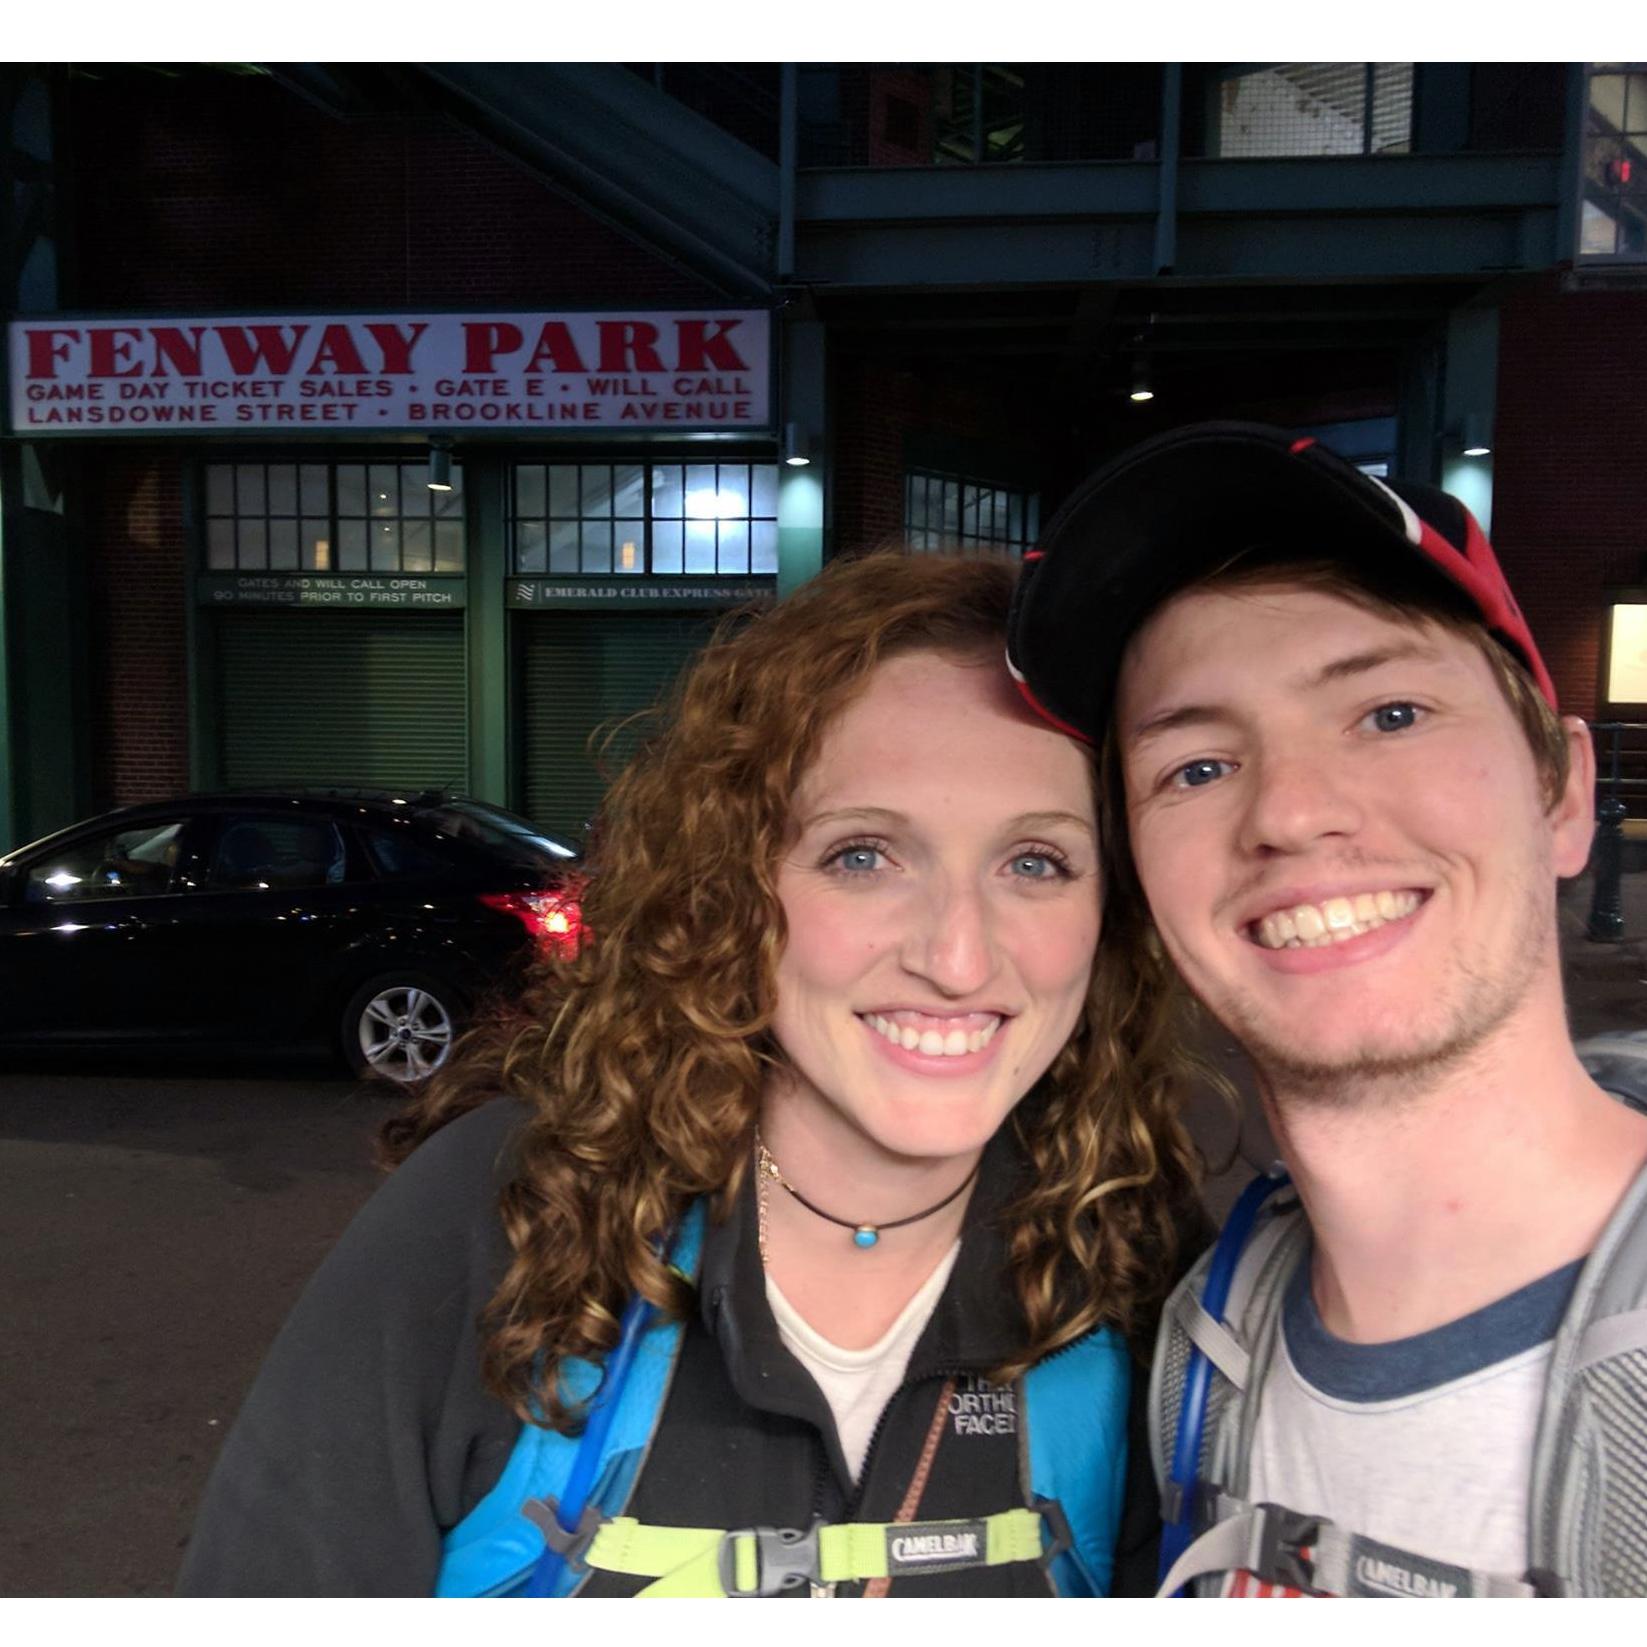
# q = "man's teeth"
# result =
<box><xmin>864</xmin><ymin>1013</ymin><xmax>1002</xmax><ymax>1057</ymax></box>
<box><xmin>1253</xmin><ymin>890</ymin><xmax>1422</xmax><ymax>950</ymax></box>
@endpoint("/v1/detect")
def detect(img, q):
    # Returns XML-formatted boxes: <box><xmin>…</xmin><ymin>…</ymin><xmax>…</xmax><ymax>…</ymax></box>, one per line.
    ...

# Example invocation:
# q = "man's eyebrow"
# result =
<box><xmin>1307</xmin><ymin>640</ymin><xmax>1442</xmax><ymax>688</ymax></box>
<box><xmin>1125</xmin><ymin>640</ymin><xmax>1448</xmax><ymax>748</ymax></box>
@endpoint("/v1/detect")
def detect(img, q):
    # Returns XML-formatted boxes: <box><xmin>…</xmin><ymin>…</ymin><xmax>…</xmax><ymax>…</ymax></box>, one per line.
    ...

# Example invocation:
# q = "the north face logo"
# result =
<box><xmin>949</xmin><ymin>1376</ymin><xmax>1017</xmax><ymax>1437</ymax></box>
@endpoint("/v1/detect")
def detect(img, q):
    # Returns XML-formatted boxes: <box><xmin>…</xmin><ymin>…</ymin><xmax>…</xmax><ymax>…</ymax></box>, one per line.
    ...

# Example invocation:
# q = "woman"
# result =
<box><xmin>177</xmin><ymin>551</ymin><xmax>1204</xmax><ymax>1597</ymax></box>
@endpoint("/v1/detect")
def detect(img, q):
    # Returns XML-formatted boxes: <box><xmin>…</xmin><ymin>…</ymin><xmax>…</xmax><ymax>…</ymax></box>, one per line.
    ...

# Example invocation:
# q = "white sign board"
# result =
<box><xmin>7</xmin><ymin>310</ymin><xmax>771</xmax><ymax>436</ymax></box>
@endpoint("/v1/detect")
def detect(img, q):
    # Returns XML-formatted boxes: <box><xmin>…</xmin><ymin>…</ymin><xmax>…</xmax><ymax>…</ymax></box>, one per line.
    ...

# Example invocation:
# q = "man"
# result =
<box><xmin>1006</xmin><ymin>422</ymin><xmax>1647</xmax><ymax>1597</ymax></box>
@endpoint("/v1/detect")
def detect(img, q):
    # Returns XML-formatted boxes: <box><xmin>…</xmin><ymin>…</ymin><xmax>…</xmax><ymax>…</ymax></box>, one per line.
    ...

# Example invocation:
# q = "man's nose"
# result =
<box><xmin>900</xmin><ymin>877</ymin><xmax>1000</xmax><ymax>997</ymax></box>
<box><xmin>1238</xmin><ymin>747</ymin><xmax>1365</xmax><ymax>856</ymax></box>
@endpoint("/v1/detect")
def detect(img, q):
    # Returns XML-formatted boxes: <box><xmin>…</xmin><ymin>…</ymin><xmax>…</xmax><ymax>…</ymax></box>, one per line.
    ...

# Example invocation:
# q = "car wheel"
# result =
<box><xmin>342</xmin><ymin>972</ymin><xmax>463</xmax><ymax>1085</ymax></box>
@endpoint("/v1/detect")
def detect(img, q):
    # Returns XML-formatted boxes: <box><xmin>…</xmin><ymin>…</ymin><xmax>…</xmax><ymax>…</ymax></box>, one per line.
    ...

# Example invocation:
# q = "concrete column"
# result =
<box><xmin>1440</xmin><ymin>304</ymin><xmax>1498</xmax><ymax>534</ymax></box>
<box><xmin>777</xmin><ymin>316</ymin><xmax>826</xmax><ymax>598</ymax></box>
<box><xmin>464</xmin><ymin>454</ymin><xmax>511</xmax><ymax>808</ymax></box>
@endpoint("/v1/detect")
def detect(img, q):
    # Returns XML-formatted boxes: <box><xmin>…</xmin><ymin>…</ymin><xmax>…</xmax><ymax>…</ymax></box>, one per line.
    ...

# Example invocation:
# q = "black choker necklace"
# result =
<box><xmin>754</xmin><ymin>1135</ymin><xmax>979</xmax><ymax>1250</ymax></box>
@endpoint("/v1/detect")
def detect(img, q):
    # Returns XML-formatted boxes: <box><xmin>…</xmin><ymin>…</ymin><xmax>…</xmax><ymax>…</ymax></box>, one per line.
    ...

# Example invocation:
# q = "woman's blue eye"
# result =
<box><xmin>1369</xmin><ymin>702</ymin><xmax>1419</xmax><ymax>733</ymax></box>
<box><xmin>1010</xmin><ymin>853</ymin><xmax>1060</xmax><ymax>879</ymax></box>
<box><xmin>1174</xmin><ymin>758</ymin><xmax>1230</xmax><ymax>789</ymax></box>
<box><xmin>833</xmin><ymin>846</ymin><xmax>882</xmax><ymax>873</ymax></box>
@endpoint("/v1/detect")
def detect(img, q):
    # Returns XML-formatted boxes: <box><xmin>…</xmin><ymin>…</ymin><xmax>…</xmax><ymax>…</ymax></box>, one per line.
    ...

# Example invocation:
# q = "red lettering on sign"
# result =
<box><xmin>215</xmin><ymin>325</ymin><xmax>309</xmax><ymax>376</ymax></box>
<box><xmin>676</xmin><ymin>318</ymin><xmax>747</xmax><ymax>372</ymax></box>
<box><xmin>305</xmin><ymin>324</ymin><xmax>369</xmax><ymax>376</ymax></box>
<box><xmin>597</xmin><ymin>321</ymin><xmax>665</xmax><ymax>373</ymax></box>
<box><xmin>88</xmin><ymin>328</ymin><xmax>145</xmax><ymax>379</ymax></box>
<box><xmin>148</xmin><ymin>327</ymin><xmax>208</xmax><ymax>377</ymax></box>
<box><xmin>524</xmin><ymin>322</ymin><xmax>588</xmax><ymax>374</ymax></box>
<box><xmin>464</xmin><ymin>322</ymin><xmax>523</xmax><ymax>374</ymax></box>
<box><xmin>365</xmin><ymin>322</ymin><xmax>426</xmax><ymax>375</ymax></box>
<box><xmin>26</xmin><ymin>328</ymin><xmax>81</xmax><ymax>379</ymax></box>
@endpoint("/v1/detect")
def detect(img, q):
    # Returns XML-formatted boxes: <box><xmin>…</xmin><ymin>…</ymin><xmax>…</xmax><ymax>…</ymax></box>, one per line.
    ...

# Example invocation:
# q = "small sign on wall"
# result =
<box><xmin>198</xmin><ymin>574</ymin><xmax>466</xmax><ymax>610</ymax></box>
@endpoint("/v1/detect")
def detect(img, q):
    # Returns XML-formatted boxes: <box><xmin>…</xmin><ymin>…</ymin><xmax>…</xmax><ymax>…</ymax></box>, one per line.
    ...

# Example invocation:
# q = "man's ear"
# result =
<box><xmin>1550</xmin><ymin>715</ymin><xmax>1598</xmax><ymax>879</ymax></box>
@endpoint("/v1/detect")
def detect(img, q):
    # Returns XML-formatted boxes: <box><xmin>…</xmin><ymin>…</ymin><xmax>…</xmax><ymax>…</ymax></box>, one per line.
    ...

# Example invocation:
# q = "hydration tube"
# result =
<box><xmin>1158</xmin><ymin>1166</ymin><xmax>1291</xmax><ymax>1594</ymax></box>
<box><xmin>521</xmin><ymin>1255</ymin><xmax>669</xmax><ymax>1597</ymax></box>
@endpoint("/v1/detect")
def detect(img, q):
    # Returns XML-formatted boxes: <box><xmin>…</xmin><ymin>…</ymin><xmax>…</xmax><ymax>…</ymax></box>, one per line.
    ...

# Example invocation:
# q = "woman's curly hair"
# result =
<box><xmin>381</xmin><ymin>550</ymin><xmax>1206</xmax><ymax>1429</ymax></box>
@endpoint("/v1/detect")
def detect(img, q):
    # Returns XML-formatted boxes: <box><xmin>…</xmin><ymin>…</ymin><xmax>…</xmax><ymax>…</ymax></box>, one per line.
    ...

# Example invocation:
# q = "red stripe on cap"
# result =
<box><xmin>1289</xmin><ymin>437</ymin><xmax>1317</xmax><ymax>454</ymax></box>
<box><xmin>1023</xmin><ymin>549</ymin><xmax>1045</xmax><ymax>561</ymax></box>
<box><xmin>1011</xmin><ymin>673</ymin><xmax>1094</xmax><ymax>747</ymax></box>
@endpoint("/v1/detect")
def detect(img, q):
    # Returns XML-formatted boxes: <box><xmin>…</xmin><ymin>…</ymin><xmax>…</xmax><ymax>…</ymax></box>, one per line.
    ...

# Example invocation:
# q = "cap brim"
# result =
<box><xmin>1008</xmin><ymin>425</ymin><xmax>1466</xmax><ymax>741</ymax></box>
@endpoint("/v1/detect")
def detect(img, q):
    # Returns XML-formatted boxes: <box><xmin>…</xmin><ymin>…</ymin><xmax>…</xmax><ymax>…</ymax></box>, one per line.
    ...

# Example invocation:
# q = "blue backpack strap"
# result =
<box><xmin>435</xmin><ymin>1200</ymin><xmax>707</xmax><ymax>1597</ymax></box>
<box><xmin>1023</xmin><ymin>1326</ymin><xmax>1130</xmax><ymax>1596</ymax></box>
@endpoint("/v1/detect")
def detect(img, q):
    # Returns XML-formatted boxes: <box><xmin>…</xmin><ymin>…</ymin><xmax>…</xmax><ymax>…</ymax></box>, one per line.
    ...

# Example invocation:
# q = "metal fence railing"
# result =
<box><xmin>1585</xmin><ymin>722</ymin><xmax>1647</xmax><ymax>941</ymax></box>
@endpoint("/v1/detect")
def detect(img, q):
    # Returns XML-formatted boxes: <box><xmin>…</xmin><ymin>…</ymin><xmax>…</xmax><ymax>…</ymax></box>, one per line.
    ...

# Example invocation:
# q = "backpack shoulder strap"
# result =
<box><xmin>1023</xmin><ymin>1326</ymin><xmax>1131</xmax><ymax>1596</ymax></box>
<box><xmin>435</xmin><ymin>1199</ymin><xmax>707</xmax><ymax>1598</ymax></box>
<box><xmin>1148</xmin><ymin>1180</ymin><xmax>1305</xmax><ymax>1499</ymax></box>
<box><xmin>1528</xmin><ymin>1159</ymin><xmax>1647</xmax><ymax>1592</ymax></box>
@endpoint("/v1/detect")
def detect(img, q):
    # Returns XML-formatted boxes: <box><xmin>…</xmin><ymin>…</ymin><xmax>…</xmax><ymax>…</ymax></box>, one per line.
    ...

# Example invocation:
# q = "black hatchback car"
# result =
<box><xmin>0</xmin><ymin>788</ymin><xmax>583</xmax><ymax>1083</ymax></box>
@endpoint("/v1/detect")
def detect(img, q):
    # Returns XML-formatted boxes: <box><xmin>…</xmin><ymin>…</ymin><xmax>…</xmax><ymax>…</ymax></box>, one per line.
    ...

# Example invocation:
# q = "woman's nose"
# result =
<box><xmin>900</xmin><ymin>879</ymin><xmax>1000</xmax><ymax>997</ymax></box>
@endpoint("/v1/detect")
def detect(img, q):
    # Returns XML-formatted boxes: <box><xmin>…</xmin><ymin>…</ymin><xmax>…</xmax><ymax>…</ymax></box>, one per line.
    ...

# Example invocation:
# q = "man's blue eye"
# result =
<box><xmin>1176</xmin><ymin>759</ymin><xmax>1228</xmax><ymax>789</ymax></box>
<box><xmin>1370</xmin><ymin>702</ymin><xmax>1419</xmax><ymax>733</ymax></box>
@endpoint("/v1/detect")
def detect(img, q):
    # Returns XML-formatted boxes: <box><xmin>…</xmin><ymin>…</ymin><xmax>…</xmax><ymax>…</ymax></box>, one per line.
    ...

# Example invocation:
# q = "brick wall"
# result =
<box><xmin>831</xmin><ymin>351</ymin><xmax>1057</xmax><ymax>556</ymax></box>
<box><xmin>1494</xmin><ymin>274</ymin><xmax>1647</xmax><ymax>722</ymax></box>
<box><xmin>67</xmin><ymin>73</ymin><xmax>719</xmax><ymax>310</ymax></box>
<box><xmin>61</xmin><ymin>70</ymin><xmax>724</xmax><ymax>804</ymax></box>
<box><xmin>84</xmin><ymin>456</ymin><xmax>190</xmax><ymax>809</ymax></box>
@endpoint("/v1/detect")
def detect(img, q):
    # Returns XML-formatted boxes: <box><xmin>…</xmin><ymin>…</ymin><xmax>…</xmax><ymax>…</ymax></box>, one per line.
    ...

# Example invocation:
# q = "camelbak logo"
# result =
<box><xmin>885</xmin><ymin>1521</ymin><xmax>985</xmax><ymax>1575</ymax></box>
<box><xmin>1348</xmin><ymin>1538</ymin><xmax>1468</xmax><ymax>1598</ymax></box>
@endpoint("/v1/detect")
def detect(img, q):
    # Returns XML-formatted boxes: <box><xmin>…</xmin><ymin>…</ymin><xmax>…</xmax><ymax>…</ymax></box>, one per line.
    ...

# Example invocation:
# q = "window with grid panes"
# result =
<box><xmin>203</xmin><ymin>460</ymin><xmax>465</xmax><ymax>574</ymax></box>
<box><xmin>511</xmin><ymin>462</ymin><xmax>779</xmax><ymax>575</ymax></box>
<box><xmin>1581</xmin><ymin>65</ymin><xmax>1647</xmax><ymax>260</ymax></box>
<box><xmin>904</xmin><ymin>471</ymin><xmax>1037</xmax><ymax>556</ymax></box>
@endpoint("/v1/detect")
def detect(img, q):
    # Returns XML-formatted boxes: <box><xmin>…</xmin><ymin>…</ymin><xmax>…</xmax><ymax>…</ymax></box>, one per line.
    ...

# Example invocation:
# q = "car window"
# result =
<box><xmin>362</xmin><ymin>826</ymin><xmax>454</xmax><ymax>880</ymax></box>
<box><xmin>23</xmin><ymin>820</ymin><xmax>188</xmax><ymax>904</ymax></box>
<box><xmin>209</xmin><ymin>816</ymin><xmax>348</xmax><ymax>892</ymax></box>
<box><xmin>421</xmin><ymin>801</ymin><xmax>580</xmax><ymax>866</ymax></box>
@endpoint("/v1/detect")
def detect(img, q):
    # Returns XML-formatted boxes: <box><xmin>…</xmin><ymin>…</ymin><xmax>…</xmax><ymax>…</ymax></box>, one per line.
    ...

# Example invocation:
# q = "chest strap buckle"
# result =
<box><xmin>717</xmin><ymin>1523</ymin><xmax>821</xmax><ymax>1596</ymax></box>
<box><xmin>1250</xmin><ymin>1502</ymin><xmax>1321</xmax><ymax>1593</ymax></box>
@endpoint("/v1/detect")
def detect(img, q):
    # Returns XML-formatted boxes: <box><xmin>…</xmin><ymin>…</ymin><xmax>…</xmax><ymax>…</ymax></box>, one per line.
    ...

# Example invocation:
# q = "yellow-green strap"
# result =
<box><xmin>582</xmin><ymin>1509</ymin><xmax>1047</xmax><ymax>1597</ymax></box>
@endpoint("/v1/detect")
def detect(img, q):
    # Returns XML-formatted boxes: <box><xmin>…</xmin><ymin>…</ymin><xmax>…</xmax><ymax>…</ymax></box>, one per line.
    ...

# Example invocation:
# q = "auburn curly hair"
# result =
<box><xmin>382</xmin><ymin>550</ymin><xmax>1206</xmax><ymax>1430</ymax></box>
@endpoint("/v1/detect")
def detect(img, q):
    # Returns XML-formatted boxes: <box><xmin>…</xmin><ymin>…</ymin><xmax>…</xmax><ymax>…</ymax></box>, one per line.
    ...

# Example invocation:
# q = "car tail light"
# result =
<box><xmin>480</xmin><ymin>888</ymin><xmax>585</xmax><ymax>958</ymax></box>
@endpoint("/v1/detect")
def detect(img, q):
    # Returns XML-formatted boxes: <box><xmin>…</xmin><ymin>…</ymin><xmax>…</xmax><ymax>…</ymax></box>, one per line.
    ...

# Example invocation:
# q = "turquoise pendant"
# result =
<box><xmin>853</xmin><ymin>1226</ymin><xmax>880</xmax><ymax>1249</ymax></box>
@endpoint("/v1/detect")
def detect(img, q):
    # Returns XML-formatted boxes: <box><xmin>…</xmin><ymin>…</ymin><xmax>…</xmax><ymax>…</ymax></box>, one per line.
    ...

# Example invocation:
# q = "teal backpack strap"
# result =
<box><xmin>1023</xmin><ymin>1327</ymin><xmax>1130</xmax><ymax>1596</ymax></box>
<box><xmin>435</xmin><ymin>1200</ymin><xmax>707</xmax><ymax>1597</ymax></box>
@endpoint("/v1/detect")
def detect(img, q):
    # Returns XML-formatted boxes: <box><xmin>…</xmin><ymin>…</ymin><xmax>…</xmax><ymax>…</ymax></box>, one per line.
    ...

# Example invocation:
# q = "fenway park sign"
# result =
<box><xmin>6</xmin><ymin>310</ymin><xmax>771</xmax><ymax>435</ymax></box>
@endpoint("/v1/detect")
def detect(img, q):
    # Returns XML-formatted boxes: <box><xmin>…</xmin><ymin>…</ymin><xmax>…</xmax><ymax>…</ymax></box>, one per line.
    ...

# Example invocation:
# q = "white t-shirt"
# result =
<box><xmin>767</xmin><ymin>1242</ymin><xmax>960</xmax><ymax>1481</ymax></box>
<box><xmin>1224</xmin><ymin>1254</ymin><xmax>1581</xmax><ymax>1597</ymax></box>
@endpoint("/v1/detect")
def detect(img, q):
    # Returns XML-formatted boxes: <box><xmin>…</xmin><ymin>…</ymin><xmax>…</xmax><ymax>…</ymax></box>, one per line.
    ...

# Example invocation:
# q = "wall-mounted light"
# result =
<box><xmin>783</xmin><ymin>420</ymin><xmax>812</xmax><ymax>467</ymax></box>
<box><xmin>1129</xmin><ymin>360</ymin><xmax>1154</xmax><ymax>404</ymax></box>
<box><xmin>427</xmin><ymin>439</ymin><xmax>454</xmax><ymax>491</ymax></box>
<box><xmin>1460</xmin><ymin>413</ymin><xmax>1492</xmax><ymax>459</ymax></box>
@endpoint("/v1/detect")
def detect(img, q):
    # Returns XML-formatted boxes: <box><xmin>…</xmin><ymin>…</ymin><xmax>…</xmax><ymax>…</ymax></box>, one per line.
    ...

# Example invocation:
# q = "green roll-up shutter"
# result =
<box><xmin>217</xmin><ymin>611</ymin><xmax>468</xmax><ymax>790</ymax></box>
<box><xmin>520</xmin><ymin>612</ymin><xmax>717</xmax><ymax>838</ymax></box>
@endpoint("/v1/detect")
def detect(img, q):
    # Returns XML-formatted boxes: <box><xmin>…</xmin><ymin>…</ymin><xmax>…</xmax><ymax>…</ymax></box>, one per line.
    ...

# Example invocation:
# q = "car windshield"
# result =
<box><xmin>422</xmin><ymin>801</ymin><xmax>581</xmax><ymax>866</ymax></box>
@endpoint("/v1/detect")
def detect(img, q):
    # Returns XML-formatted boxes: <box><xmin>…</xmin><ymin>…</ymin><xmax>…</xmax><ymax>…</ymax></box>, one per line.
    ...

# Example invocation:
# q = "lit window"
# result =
<box><xmin>511</xmin><ymin>462</ymin><xmax>778</xmax><ymax>575</ymax></box>
<box><xmin>904</xmin><ymin>470</ymin><xmax>1038</xmax><ymax>556</ymax></box>
<box><xmin>204</xmin><ymin>461</ymin><xmax>464</xmax><ymax>574</ymax></box>
<box><xmin>1579</xmin><ymin>65</ymin><xmax>1647</xmax><ymax>261</ymax></box>
<box><xmin>1212</xmin><ymin>64</ymin><xmax>1413</xmax><ymax>158</ymax></box>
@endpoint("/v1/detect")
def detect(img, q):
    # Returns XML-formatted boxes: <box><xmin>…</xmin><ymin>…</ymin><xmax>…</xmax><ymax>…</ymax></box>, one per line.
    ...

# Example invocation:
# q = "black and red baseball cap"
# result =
<box><xmin>1005</xmin><ymin>421</ymin><xmax>1555</xmax><ymax>744</ymax></box>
